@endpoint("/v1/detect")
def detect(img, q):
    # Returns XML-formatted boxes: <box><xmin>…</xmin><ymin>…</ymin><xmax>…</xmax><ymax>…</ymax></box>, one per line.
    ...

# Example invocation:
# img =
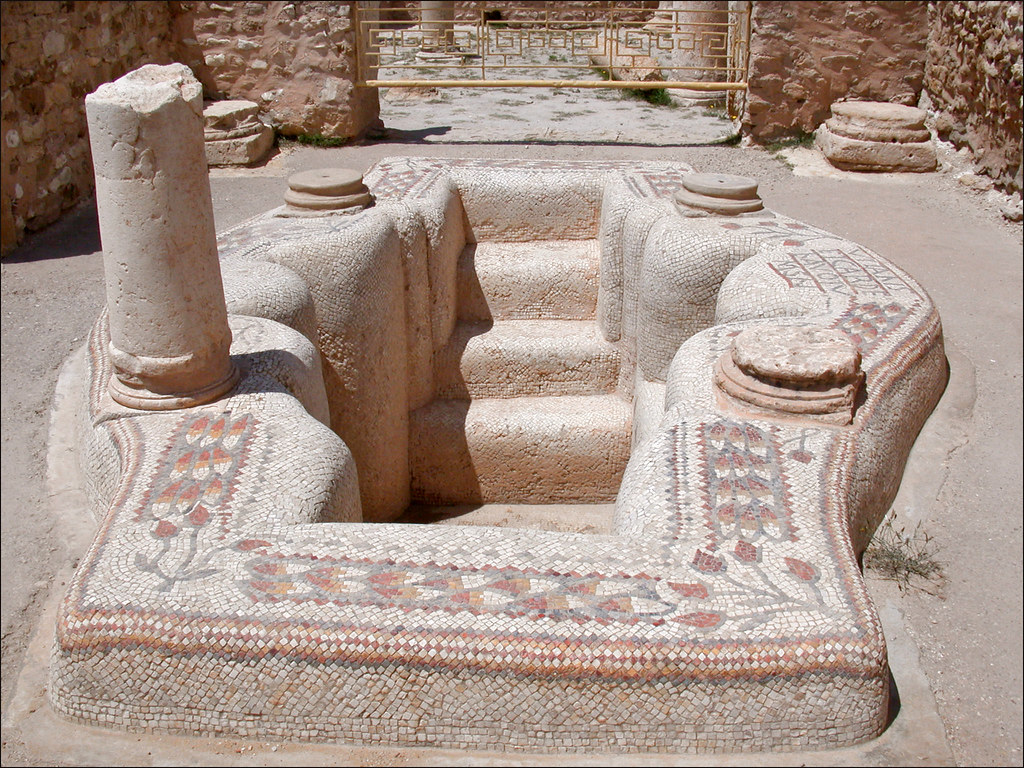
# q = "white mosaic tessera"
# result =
<box><xmin>54</xmin><ymin>65</ymin><xmax>947</xmax><ymax>754</ymax></box>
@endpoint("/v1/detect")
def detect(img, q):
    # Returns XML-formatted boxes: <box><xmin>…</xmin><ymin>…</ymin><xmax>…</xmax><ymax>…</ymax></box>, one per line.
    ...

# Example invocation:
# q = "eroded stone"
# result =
<box><xmin>85</xmin><ymin>64</ymin><xmax>238</xmax><ymax>409</ymax></box>
<box><xmin>715</xmin><ymin>325</ymin><xmax>863</xmax><ymax>424</ymax></box>
<box><xmin>675</xmin><ymin>172</ymin><xmax>764</xmax><ymax>215</ymax></box>
<box><xmin>732</xmin><ymin>325</ymin><xmax>861</xmax><ymax>386</ymax></box>
<box><xmin>284</xmin><ymin>168</ymin><xmax>373</xmax><ymax>211</ymax></box>
<box><xmin>831</xmin><ymin>100</ymin><xmax>928</xmax><ymax>130</ymax></box>
<box><xmin>825</xmin><ymin>116</ymin><xmax>931</xmax><ymax>144</ymax></box>
<box><xmin>817</xmin><ymin>100</ymin><xmax>937</xmax><ymax>172</ymax></box>
<box><xmin>203</xmin><ymin>99</ymin><xmax>273</xmax><ymax>166</ymax></box>
<box><xmin>816</xmin><ymin>125</ymin><xmax>938</xmax><ymax>172</ymax></box>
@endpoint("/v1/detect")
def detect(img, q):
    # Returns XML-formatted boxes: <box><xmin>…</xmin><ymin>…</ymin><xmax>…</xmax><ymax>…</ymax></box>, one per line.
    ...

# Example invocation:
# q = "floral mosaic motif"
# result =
<box><xmin>783</xmin><ymin>429</ymin><xmax>816</xmax><ymax>465</ymax></box>
<box><xmin>367</xmin><ymin>160</ymin><xmax>446</xmax><ymax>199</ymax></box>
<box><xmin>239</xmin><ymin>554</ymin><xmax>722</xmax><ymax>629</ymax></box>
<box><xmin>693</xmin><ymin>551</ymin><xmax>830</xmax><ymax>632</ymax></box>
<box><xmin>675</xmin><ymin>419</ymin><xmax>836</xmax><ymax>631</ymax></box>
<box><xmin>766</xmin><ymin>246</ymin><xmax>915</xmax><ymax>296</ymax></box>
<box><xmin>719</xmin><ymin>219</ymin><xmax>808</xmax><ymax>235</ymax></box>
<box><xmin>701</xmin><ymin>419</ymin><xmax>795</xmax><ymax>547</ymax></box>
<box><xmin>624</xmin><ymin>169</ymin><xmax>694</xmax><ymax>200</ymax></box>
<box><xmin>135</xmin><ymin>411</ymin><xmax>254</xmax><ymax>591</ymax></box>
<box><xmin>833</xmin><ymin>300</ymin><xmax>909</xmax><ymax>354</ymax></box>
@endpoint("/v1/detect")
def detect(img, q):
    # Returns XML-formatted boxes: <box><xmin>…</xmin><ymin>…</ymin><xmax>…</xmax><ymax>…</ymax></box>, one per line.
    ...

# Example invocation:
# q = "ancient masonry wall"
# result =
<box><xmin>1</xmin><ymin>1</ymin><xmax>177</xmax><ymax>254</ymax></box>
<box><xmin>925</xmin><ymin>1</ymin><xmax>1023</xmax><ymax>195</ymax></box>
<box><xmin>1</xmin><ymin>0</ymin><xmax>382</xmax><ymax>255</ymax></box>
<box><xmin>377</xmin><ymin>1</ymin><xmax>659</xmax><ymax>23</ymax></box>
<box><xmin>173</xmin><ymin>1</ymin><xmax>380</xmax><ymax>140</ymax></box>
<box><xmin>742</xmin><ymin>1</ymin><xmax>929</xmax><ymax>142</ymax></box>
<box><xmin>4</xmin><ymin>1</ymin><xmax>1021</xmax><ymax>254</ymax></box>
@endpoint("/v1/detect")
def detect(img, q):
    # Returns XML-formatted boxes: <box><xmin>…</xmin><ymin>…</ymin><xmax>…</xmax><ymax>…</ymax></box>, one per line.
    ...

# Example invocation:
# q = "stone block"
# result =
<box><xmin>203</xmin><ymin>99</ymin><xmax>274</xmax><ymax>166</ymax></box>
<box><xmin>824</xmin><ymin>116</ymin><xmax>930</xmax><ymax>144</ymax></box>
<box><xmin>816</xmin><ymin>123</ymin><xmax>937</xmax><ymax>172</ymax></box>
<box><xmin>204</xmin><ymin>125</ymin><xmax>274</xmax><ymax>166</ymax></box>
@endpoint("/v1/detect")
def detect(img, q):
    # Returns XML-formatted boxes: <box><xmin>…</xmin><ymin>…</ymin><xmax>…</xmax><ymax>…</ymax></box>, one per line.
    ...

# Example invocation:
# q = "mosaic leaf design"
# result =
<box><xmin>135</xmin><ymin>411</ymin><xmax>254</xmax><ymax>591</ymax></box>
<box><xmin>240</xmin><ymin>557</ymin><xmax>720</xmax><ymax>627</ymax></box>
<box><xmin>703</xmin><ymin>419</ymin><xmax>792</xmax><ymax>544</ymax></box>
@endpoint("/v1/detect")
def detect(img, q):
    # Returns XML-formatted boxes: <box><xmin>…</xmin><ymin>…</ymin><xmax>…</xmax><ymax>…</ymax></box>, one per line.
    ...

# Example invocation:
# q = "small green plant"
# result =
<box><xmin>628</xmin><ymin>87</ymin><xmax>672</xmax><ymax>106</ymax></box>
<box><xmin>592</xmin><ymin>68</ymin><xmax>674</xmax><ymax>107</ymax></box>
<box><xmin>864</xmin><ymin>515</ymin><xmax>943</xmax><ymax>592</ymax></box>
<box><xmin>711</xmin><ymin>131</ymin><xmax>742</xmax><ymax>146</ymax></box>
<box><xmin>294</xmin><ymin>133</ymin><xmax>348</xmax><ymax>148</ymax></box>
<box><xmin>764</xmin><ymin>130</ymin><xmax>816</xmax><ymax>154</ymax></box>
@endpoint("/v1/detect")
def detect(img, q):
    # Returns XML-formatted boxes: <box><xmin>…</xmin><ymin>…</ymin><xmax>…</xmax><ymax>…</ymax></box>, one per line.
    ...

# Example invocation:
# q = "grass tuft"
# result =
<box><xmin>591</xmin><ymin>67</ymin><xmax>673</xmax><ymax>106</ymax></box>
<box><xmin>864</xmin><ymin>516</ymin><xmax>943</xmax><ymax>592</ymax></box>
<box><xmin>764</xmin><ymin>130</ymin><xmax>816</xmax><ymax>154</ymax></box>
<box><xmin>294</xmin><ymin>133</ymin><xmax>348</xmax><ymax>148</ymax></box>
<box><xmin>629</xmin><ymin>87</ymin><xmax>672</xmax><ymax>106</ymax></box>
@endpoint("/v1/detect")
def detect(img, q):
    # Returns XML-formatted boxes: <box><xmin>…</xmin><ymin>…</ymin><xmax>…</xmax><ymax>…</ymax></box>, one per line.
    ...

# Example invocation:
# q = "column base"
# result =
<box><xmin>108</xmin><ymin>363</ymin><xmax>241</xmax><ymax>411</ymax></box>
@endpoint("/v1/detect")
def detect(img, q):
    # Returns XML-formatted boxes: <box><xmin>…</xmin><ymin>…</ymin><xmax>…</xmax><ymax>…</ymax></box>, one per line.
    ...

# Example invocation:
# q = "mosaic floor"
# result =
<box><xmin>52</xmin><ymin>158</ymin><xmax>947</xmax><ymax>752</ymax></box>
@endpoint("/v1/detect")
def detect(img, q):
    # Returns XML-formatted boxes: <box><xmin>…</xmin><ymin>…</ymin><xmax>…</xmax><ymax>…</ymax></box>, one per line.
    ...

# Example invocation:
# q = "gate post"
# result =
<box><xmin>652</xmin><ymin>1</ymin><xmax>730</xmax><ymax>100</ymax></box>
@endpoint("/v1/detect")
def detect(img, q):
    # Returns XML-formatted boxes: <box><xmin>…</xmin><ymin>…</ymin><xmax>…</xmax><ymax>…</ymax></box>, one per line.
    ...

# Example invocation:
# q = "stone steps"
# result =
<box><xmin>415</xmin><ymin>236</ymin><xmax>628</xmax><ymax>505</ymax></box>
<box><xmin>457</xmin><ymin>239</ymin><xmax>600</xmax><ymax>321</ymax></box>
<box><xmin>409</xmin><ymin>395</ymin><xmax>632</xmax><ymax>504</ymax></box>
<box><xmin>433</xmin><ymin>319</ymin><xmax>620</xmax><ymax>399</ymax></box>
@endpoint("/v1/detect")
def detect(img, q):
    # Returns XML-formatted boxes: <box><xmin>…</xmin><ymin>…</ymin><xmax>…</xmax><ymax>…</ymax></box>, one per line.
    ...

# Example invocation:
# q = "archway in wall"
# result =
<box><xmin>355</xmin><ymin>2</ymin><xmax>750</xmax><ymax>145</ymax></box>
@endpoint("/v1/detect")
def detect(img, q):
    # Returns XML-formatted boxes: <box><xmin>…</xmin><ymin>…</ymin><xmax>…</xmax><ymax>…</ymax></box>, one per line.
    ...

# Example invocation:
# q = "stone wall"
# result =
<box><xmin>925</xmin><ymin>1</ymin><xmax>1023</xmax><ymax>194</ymax></box>
<box><xmin>1</xmin><ymin>0</ymin><xmax>382</xmax><ymax>255</ymax></box>
<box><xmin>4</xmin><ymin>1</ymin><xmax>1020</xmax><ymax>254</ymax></box>
<box><xmin>172</xmin><ymin>1</ymin><xmax>380</xmax><ymax>139</ymax></box>
<box><xmin>1</xmin><ymin>1</ymin><xmax>177</xmax><ymax>253</ymax></box>
<box><xmin>377</xmin><ymin>1</ymin><xmax>659</xmax><ymax>24</ymax></box>
<box><xmin>743</xmin><ymin>1</ymin><xmax>928</xmax><ymax>142</ymax></box>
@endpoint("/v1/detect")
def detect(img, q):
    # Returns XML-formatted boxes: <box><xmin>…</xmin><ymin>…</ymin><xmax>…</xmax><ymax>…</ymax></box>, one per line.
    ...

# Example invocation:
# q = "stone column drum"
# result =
<box><xmin>85</xmin><ymin>64</ymin><xmax>238</xmax><ymax>409</ymax></box>
<box><xmin>652</xmin><ymin>1</ymin><xmax>730</xmax><ymax>88</ymax></box>
<box><xmin>419</xmin><ymin>1</ymin><xmax>456</xmax><ymax>53</ymax></box>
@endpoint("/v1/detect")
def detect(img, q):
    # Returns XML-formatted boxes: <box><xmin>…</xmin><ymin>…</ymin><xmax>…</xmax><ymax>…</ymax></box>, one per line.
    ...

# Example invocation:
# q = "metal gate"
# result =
<box><xmin>355</xmin><ymin>2</ymin><xmax>750</xmax><ymax>116</ymax></box>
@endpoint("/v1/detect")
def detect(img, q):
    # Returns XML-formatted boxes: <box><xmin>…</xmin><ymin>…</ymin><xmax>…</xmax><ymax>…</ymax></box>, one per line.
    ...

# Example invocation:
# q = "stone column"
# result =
<box><xmin>419</xmin><ymin>1</ymin><xmax>456</xmax><ymax>53</ymax></box>
<box><xmin>651</xmin><ymin>0</ymin><xmax>730</xmax><ymax>102</ymax></box>
<box><xmin>86</xmin><ymin>64</ymin><xmax>239</xmax><ymax>410</ymax></box>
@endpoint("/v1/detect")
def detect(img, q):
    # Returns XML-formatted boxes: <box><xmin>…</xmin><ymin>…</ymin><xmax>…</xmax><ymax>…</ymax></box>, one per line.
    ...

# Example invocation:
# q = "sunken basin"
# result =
<box><xmin>52</xmin><ymin>61</ymin><xmax>947</xmax><ymax>758</ymax></box>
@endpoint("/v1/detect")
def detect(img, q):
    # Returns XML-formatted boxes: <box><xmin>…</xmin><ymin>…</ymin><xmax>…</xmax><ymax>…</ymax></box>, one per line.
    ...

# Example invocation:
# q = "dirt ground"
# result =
<box><xmin>1</xmin><ymin>88</ymin><xmax>1022</xmax><ymax>766</ymax></box>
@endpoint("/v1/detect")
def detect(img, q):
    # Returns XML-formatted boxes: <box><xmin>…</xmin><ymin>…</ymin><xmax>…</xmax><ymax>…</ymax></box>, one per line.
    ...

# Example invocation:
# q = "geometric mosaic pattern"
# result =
<box><xmin>52</xmin><ymin>159</ymin><xmax>947</xmax><ymax>752</ymax></box>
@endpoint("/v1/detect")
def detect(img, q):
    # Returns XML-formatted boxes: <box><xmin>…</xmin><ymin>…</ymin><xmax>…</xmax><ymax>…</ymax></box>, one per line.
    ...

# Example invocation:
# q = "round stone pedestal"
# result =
<box><xmin>714</xmin><ymin>325</ymin><xmax>863</xmax><ymax>425</ymax></box>
<box><xmin>284</xmin><ymin>169</ymin><xmax>373</xmax><ymax>212</ymax></box>
<box><xmin>675</xmin><ymin>173</ymin><xmax>764</xmax><ymax>215</ymax></box>
<box><xmin>816</xmin><ymin>101</ymin><xmax>936</xmax><ymax>172</ymax></box>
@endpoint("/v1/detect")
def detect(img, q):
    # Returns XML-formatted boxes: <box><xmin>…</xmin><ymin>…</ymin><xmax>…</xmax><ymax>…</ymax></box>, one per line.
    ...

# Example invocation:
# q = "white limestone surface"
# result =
<box><xmin>85</xmin><ymin>64</ymin><xmax>237</xmax><ymax>408</ymax></box>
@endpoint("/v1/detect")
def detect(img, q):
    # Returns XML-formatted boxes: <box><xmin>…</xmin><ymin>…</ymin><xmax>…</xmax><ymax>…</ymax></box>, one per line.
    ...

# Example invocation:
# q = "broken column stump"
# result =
<box><xmin>816</xmin><ymin>101</ymin><xmax>937</xmax><ymax>172</ymax></box>
<box><xmin>85</xmin><ymin>64</ymin><xmax>239</xmax><ymax>409</ymax></box>
<box><xmin>203</xmin><ymin>100</ymin><xmax>274</xmax><ymax>167</ymax></box>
